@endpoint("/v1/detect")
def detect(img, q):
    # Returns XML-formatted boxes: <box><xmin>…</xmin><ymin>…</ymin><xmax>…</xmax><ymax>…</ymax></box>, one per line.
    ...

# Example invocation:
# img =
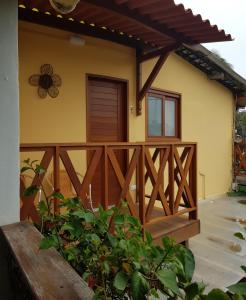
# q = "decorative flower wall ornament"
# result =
<box><xmin>29</xmin><ymin>64</ymin><xmax>62</xmax><ymax>99</ymax></box>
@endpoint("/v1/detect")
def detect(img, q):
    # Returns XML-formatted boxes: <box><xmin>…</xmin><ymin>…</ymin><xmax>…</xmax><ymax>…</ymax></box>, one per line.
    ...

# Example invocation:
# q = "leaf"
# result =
<box><xmin>61</xmin><ymin>223</ymin><xmax>74</xmax><ymax>232</ymax></box>
<box><xmin>114</xmin><ymin>215</ymin><xmax>125</xmax><ymax>225</ymax></box>
<box><xmin>35</xmin><ymin>165</ymin><xmax>46</xmax><ymax>175</ymax></box>
<box><xmin>150</xmin><ymin>288</ymin><xmax>159</xmax><ymax>298</ymax></box>
<box><xmin>145</xmin><ymin>231</ymin><xmax>153</xmax><ymax>245</ymax></box>
<box><xmin>52</xmin><ymin>192</ymin><xmax>65</xmax><ymax>200</ymax></box>
<box><xmin>126</xmin><ymin>215</ymin><xmax>139</xmax><ymax>226</ymax></box>
<box><xmin>185</xmin><ymin>282</ymin><xmax>206</xmax><ymax>300</ymax></box>
<box><xmin>72</xmin><ymin>210</ymin><xmax>95</xmax><ymax>222</ymax></box>
<box><xmin>39</xmin><ymin>236</ymin><xmax>59</xmax><ymax>249</ymax></box>
<box><xmin>23</xmin><ymin>158</ymin><xmax>30</xmax><ymax>164</ymax></box>
<box><xmin>227</xmin><ymin>283</ymin><xmax>246</xmax><ymax>296</ymax></box>
<box><xmin>20</xmin><ymin>166</ymin><xmax>32</xmax><ymax>173</ymax></box>
<box><xmin>234</xmin><ymin>232</ymin><xmax>245</xmax><ymax>240</ymax></box>
<box><xmin>24</xmin><ymin>185</ymin><xmax>40</xmax><ymax>197</ymax></box>
<box><xmin>207</xmin><ymin>289</ymin><xmax>231</xmax><ymax>300</ymax></box>
<box><xmin>233</xmin><ymin>294</ymin><xmax>244</xmax><ymax>300</ymax></box>
<box><xmin>156</xmin><ymin>269</ymin><xmax>180</xmax><ymax>295</ymax></box>
<box><xmin>241</xmin><ymin>266</ymin><xmax>246</xmax><ymax>273</ymax></box>
<box><xmin>162</xmin><ymin>236</ymin><xmax>174</xmax><ymax>249</ymax></box>
<box><xmin>130</xmin><ymin>271</ymin><xmax>149</xmax><ymax>300</ymax></box>
<box><xmin>176</xmin><ymin>245</ymin><xmax>195</xmax><ymax>282</ymax></box>
<box><xmin>38</xmin><ymin>200</ymin><xmax>48</xmax><ymax>215</ymax></box>
<box><xmin>113</xmin><ymin>271</ymin><xmax>128</xmax><ymax>291</ymax></box>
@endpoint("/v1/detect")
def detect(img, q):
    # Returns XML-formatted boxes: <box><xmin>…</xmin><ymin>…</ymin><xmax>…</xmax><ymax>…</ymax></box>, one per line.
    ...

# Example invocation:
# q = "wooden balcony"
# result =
<box><xmin>20</xmin><ymin>142</ymin><xmax>199</xmax><ymax>243</ymax></box>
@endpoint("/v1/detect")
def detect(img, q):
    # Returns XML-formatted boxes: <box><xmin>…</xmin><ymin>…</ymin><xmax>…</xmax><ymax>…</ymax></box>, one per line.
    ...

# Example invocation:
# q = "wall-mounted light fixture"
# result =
<box><xmin>49</xmin><ymin>0</ymin><xmax>80</xmax><ymax>14</ymax></box>
<box><xmin>69</xmin><ymin>35</ymin><xmax>85</xmax><ymax>46</ymax></box>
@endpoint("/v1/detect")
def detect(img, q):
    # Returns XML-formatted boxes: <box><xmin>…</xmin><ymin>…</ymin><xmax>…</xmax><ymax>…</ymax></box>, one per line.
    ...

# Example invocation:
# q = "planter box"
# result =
<box><xmin>0</xmin><ymin>221</ymin><xmax>94</xmax><ymax>300</ymax></box>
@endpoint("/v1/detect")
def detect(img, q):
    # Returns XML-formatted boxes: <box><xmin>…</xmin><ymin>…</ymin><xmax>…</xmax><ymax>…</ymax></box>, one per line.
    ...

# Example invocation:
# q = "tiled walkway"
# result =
<box><xmin>190</xmin><ymin>196</ymin><xmax>246</xmax><ymax>291</ymax></box>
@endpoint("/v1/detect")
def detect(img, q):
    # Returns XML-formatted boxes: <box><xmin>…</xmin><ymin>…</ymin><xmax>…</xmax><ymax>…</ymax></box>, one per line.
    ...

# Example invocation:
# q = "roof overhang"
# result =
<box><xmin>18</xmin><ymin>0</ymin><xmax>232</xmax><ymax>51</ymax></box>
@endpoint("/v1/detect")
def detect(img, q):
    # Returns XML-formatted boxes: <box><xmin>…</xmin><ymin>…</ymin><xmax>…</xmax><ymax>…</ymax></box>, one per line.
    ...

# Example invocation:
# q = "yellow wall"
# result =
<box><xmin>19</xmin><ymin>21</ymin><xmax>234</xmax><ymax>200</ymax></box>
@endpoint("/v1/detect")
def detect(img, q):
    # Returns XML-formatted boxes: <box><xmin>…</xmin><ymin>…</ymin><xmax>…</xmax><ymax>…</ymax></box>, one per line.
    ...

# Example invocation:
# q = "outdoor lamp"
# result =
<box><xmin>49</xmin><ymin>0</ymin><xmax>80</xmax><ymax>14</ymax></box>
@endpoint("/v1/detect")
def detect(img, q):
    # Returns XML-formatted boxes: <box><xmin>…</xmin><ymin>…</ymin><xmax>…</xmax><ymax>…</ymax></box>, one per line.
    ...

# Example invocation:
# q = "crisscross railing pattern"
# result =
<box><xmin>20</xmin><ymin>142</ymin><xmax>197</xmax><ymax>226</ymax></box>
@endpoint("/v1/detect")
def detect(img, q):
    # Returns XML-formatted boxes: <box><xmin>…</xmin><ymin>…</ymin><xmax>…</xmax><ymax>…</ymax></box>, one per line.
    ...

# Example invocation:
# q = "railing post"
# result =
<box><xmin>168</xmin><ymin>144</ymin><xmax>174</xmax><ymax>214</ymax></box>
<box><xmin>189</xmin><ymin>144</ymin><xmax>197</xmax><ymax>220</ymax></box>
<box><xmin>139</xmin><ymin>145</ymin><xmax>145</xmax><ymax>231</ymax></box>
<box><xmin>103</xmin><ymin>145</ymin><xmax>109</xmax><ymax>210</ymax></box>
<box><xmin>53</xmin><ymin>146</ymin><xmax>60</xmax><ymax>214</ymax></box>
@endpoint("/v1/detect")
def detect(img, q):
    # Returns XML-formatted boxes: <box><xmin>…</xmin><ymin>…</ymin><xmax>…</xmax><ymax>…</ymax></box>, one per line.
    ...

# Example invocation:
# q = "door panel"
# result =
<box><xmin>87</xmin><ymin>77</ymin><xmax>127</xmax><ymax>207</ymax></box>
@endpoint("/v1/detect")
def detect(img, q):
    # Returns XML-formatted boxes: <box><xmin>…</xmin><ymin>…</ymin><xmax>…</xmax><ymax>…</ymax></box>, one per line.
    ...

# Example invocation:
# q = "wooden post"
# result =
<box><xmin>139</xmin><ymin>145</ymin><xmax>145</xmax><ymax>235</ymax></box>
<box><xmin>168</xmin><ymin>145</ymin><xmax>174</xmax><ymax>214</ymax></box>
<box><xmin>136</xmin><ymin>50</ymin><xmax>142</xmax><ymax>115</ymax></box>
<box><xmin>103</xmin><ymin>145</ymin><xmax>109</xmax><ymax>210</ymax></box>
<box><xmin>189</xmin><ymin>144</ymin><xmax>197</xmax><ymax>220</ymax></box>
<box><xmin>53</xmin><ymin>146</ymin><xmax>60</xmax><ymax>214</ymax></box>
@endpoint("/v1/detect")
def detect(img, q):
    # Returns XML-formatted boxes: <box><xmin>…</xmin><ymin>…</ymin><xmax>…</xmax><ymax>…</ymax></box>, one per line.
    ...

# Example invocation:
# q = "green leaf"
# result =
<box><xmin>150</xmin><ymin>288</ymin><xmax>159</xmax><ymax>298</ymax></box>
<box><xmin>35</xmin><ymin>165</ymin><xmax>46</xmax><ymax>175</ymax></box>
<box><xmin>52</xmin><ymin>192</ymin><xmax>65</xmax><ymax>200</ymax></box>
<box><xmin>20</xmin><ymin>166</ymin><xmax>32</xmax><ymax>173</ymax></box>
<box><xmin>24</xmin><ymin>185</ymin><xmax>40</xmax><ymax>197</ymax></box>
<box><xmin>233</xmin><ymin>294</ymin><xmax>244</xmax><ymax>300</ymax></box>
<box><xmin>227</xmin><ymin>283</ymin><xmax>246</xmax><ymax>295</ymax></box>
<box><xmin>234</xmin><ymin>232</ymin><xmax>245</xmax><ymax>240</ymax></box>
<box><xmin>39</xmin><ymin>236</ymin><xmax>59</xmax><ymax>249</ymax></box>
<box><xmin>185</xmin><ymin>282</ymin><xmax>206</xmax><ymax>300</ymax></box>
<box><xmin>145</xmin><ymin>231</ymin><xmax>153</xmax><ymax>245</ymax></box>
<box><xmin>126</xmin><ymin>215</ymin><xmax>139</xmax><ymax>226</ymax></box>
<box><xmin>114</xmin><ymin>215</ymin><xmax>125</xmax><ymax>225</ymax></box>
<box><xmin>130</xmin><ymin>271</ymin><xmax>149</xmax><ymax>300</ymax></box>
<box><xmin>207</xmin><ymin>289</ymin><xmax>231</xmax><ymax>300</ymax></box>
<box><xmin>162</xmin><ymin>236</ymin><xmax>174</xmax><ymax>249</ymax></box>
<box><xmin>23</xmin><ymin>158</ymin><xmax>30</xmax><ymax>164</ymax></box>
<box><xmin>38</xmin><ymin>200</ymin><xmax>48</xmax><ymax>215</ymax></box>
<box><xmin>156</xmin><ymin>269</ymin><xmax>180</xmax><ymax>295</ymax></box>
<box><xmin>61</xmin><ymin>223</ymin><xmax>74</xmax><ymax>232</ymax></box>
<box><xmin>72</xmin><ymin>210</ymin><xmax>95</xmax><ymax>222</ymax></box>
<box><xmin>113</xmin><ymin>271</ymin><xmax>128</xmax><ymax>291</ymax></box>
<box><xmin>176</xmin><ymin>245</ymin><xmax>195</xmax><ymax>282</ymax></box>
<box><xmin>241</xmin><ymin>266</ymin><xmax>246</xmax><ymax>273</ymax></box>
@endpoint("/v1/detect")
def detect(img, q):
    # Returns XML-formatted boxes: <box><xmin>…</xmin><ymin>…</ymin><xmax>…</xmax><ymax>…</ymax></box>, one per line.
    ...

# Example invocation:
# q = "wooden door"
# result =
<box><xmin>87</xmin><ymin>77</ymin><xmax>127</xmax><ymax>207</ymax></box>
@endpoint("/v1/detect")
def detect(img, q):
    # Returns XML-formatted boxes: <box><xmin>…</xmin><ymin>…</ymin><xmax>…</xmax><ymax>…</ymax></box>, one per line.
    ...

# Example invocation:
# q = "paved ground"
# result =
<box><xmin>190</xmin><ymin>196</ymin><xmax>246</xmax><ymax>291</ymax></box>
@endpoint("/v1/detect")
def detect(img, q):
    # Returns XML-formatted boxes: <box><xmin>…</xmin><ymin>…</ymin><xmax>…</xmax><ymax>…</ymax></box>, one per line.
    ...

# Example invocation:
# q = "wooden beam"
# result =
<box><xmin>80</xmin><ymin>0</ymin><xmax>194</xmax><ymax>44</ymax></box>
<box><xmin>136</xmin><ymin>44</ymin><xmax>179</xmax><ymax>115</ymax></box>
<box><xmin>18</xmin><ymin>8</ymin><xmax>150</xmax><ymax>50</ymax></box>
<box><xmin>139</xmin><ymin>43</ymin><xmax>181</xmax><ymax>62</ymax></box>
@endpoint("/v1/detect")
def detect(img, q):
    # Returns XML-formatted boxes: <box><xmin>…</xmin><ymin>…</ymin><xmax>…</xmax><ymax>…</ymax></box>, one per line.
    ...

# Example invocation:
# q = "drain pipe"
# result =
<box><xmin>232</xmin><ymin>94</ymin><xmax>238</xmax><ymax>189</ymax></box>
<box><xmin>199</xmin><ymin>172</ymin><xmax>206</xmax><ymax>200</ymax></box>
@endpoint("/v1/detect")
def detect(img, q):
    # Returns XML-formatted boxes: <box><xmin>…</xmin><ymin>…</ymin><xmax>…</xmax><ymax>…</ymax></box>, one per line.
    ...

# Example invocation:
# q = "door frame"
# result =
<box><xmin>86</xmin><ymin>73</ymin><xmax>129</xmax><ymax>143</ymax></box>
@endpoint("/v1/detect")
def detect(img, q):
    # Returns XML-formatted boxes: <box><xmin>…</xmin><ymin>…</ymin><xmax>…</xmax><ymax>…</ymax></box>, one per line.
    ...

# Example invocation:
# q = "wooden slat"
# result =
<box><xmin>145</xmin><ymin>147</ymin><xmax>170</xmax><ymax>221</ymax></box>
<box><xmin>20</xmin><ymin>149</ymin><xmax>53</xmax><ymax>223</ymax></box>
<box><xmin>173</xmin><ymin>146</ymin><xmax>195</xmax><ymax>212</ymax></box>
<box><xmin>145</xmin><ymin>147</ymin><xmax>171</xmax><ymax>216</ymax></box>
<box><xmin>107</xmin><ymin>148</ymin><xmax>138</xmax><ymax>217</ymax></box>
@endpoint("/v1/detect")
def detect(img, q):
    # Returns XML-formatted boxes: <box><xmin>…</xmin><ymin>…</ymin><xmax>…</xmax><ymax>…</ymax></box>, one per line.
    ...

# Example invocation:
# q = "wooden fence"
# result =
<box><xmin>20</xmin><ymin>142</ymin><xmax>197</xmax><ymax>228</ymax></box>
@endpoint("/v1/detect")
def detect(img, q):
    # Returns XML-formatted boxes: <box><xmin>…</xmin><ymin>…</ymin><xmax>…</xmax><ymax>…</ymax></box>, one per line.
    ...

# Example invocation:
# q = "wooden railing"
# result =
<box><xmin>234</xmin><ymin>141</ymin><xmax>246</xmax><ymax>176</ymax></box>
<box><xmin>20</xmin><ymin>142</ymin><xmax>197</xmax><ymax>228</ymax></box>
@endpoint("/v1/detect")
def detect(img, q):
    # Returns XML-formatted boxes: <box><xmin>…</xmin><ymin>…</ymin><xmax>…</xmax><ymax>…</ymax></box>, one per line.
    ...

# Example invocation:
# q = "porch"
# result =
<box><xmin>20</xmin><ymin>141</ymin><xmax>199</xmax><ymax>243</ymax></box>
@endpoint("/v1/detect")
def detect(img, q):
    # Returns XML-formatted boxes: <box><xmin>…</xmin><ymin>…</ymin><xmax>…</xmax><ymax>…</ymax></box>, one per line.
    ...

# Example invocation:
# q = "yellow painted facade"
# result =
<box><xmin>19</xmin><ymin>21</ymin><xmax>234</xmax><ymax>200</ymax></box>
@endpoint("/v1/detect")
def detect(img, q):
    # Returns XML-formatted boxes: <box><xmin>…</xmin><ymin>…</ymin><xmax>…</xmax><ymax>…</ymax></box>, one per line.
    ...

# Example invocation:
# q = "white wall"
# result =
<box><xmin>0</xmin><ymin>0</ymin><xmax>19</xmax><ymax>225</ymax></box>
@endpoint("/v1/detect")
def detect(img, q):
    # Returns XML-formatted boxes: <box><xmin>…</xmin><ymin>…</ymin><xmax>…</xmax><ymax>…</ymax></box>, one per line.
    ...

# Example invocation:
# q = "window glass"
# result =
<box><xmin>148</xmin><ymin>96</ymin><xmax>162</xmax><ymax>136</ymax></box>
<box><xmin>165</xmin><ymin>99</ymin><xmax>175</xmax><ymax>136</ymax></box>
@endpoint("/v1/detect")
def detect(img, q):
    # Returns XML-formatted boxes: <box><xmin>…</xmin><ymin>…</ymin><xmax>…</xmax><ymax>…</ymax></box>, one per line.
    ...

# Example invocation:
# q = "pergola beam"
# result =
<box><xmin>136</xmin><ymin>43</ymin><xmax>180</xmax><ymax>115</ymax></box>
<box><xmin>18</xmin><ymin>8</ymin><xmax>150</xmax><ymax>50</ymax></box>
<box><xmin>81</xmin><ymin>0</ymin><xmax>195</xmax><ymax>44</ymax></box>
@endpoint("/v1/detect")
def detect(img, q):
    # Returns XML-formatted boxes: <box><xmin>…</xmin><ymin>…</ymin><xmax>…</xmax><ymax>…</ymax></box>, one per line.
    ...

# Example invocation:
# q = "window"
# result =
<box><xmin>147</xmin><ymin>89</ymin><xmax>181</xmax><ymax>139</ymax></box>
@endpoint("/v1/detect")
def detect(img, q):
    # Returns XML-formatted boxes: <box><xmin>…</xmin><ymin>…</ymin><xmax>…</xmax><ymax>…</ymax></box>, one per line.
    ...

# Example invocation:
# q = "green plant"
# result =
<box><xmin>21</xmin><ymin>159</ymin><xmax>246</xmax><ymax>300</ymax></box>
